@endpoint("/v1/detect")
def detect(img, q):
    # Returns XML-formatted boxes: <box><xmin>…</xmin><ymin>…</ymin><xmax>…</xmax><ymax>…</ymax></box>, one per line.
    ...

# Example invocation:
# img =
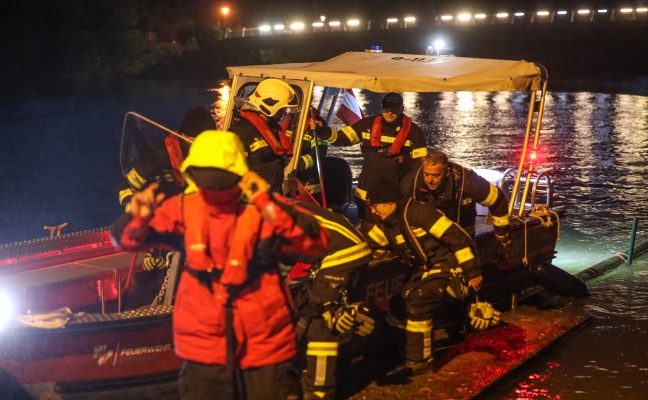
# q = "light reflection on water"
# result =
<box><xmin>1</xmin><ymin>83</ymin><xmax>648</xmax><ymax>398</ymax></box>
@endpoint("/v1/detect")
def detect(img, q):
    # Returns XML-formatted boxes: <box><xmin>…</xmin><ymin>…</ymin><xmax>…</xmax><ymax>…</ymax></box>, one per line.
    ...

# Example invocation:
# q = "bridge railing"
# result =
<box><xmin>224</xmin><ymin>7</ymin><xmax>647</xmax><ymax>38</ymax></box>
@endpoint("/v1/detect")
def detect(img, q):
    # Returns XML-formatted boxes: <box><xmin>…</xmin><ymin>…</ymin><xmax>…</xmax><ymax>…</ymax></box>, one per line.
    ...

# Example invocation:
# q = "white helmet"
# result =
<box><xmin>249</xmin><ymin>79</ymin><xmax>298</xmax><ymax>117</ymax></box>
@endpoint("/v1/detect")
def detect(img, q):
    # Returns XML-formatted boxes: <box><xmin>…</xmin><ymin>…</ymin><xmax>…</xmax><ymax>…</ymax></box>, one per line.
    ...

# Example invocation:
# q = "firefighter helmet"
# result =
<box><xmin>249</xmin><ymin>79</ymin><xmax>299</xmax><ymax>117</ymax></box>
<box><xmin>180</xmin><ymin>130</ymin><xmax>248</xmax><ymax>189</ymax></box>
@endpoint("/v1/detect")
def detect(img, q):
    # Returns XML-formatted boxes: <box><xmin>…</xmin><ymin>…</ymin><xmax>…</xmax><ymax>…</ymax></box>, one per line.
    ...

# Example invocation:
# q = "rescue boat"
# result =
<box><xmin>0</xmin><ymin>51</ymin><xmax>588</xmax><ymax>399</ymax></box>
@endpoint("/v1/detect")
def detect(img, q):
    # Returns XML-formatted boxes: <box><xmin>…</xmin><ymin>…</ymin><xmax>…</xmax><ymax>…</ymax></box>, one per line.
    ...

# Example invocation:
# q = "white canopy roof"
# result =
<box><xmin>227</xmin><ymin>51</ymin><xmax>546</xmax><ymax>92</ymax></box>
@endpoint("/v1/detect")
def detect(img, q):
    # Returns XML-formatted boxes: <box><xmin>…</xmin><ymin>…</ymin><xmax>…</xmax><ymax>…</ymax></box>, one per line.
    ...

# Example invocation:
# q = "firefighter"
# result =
<box><xmin>400</xmin><ymin>150</ymin><xmax>511</xmax><ymax>245</ymax></box>
<box><xmin>288</xmin><ymin>202</ymin><xmax>374</xmax><ymax>400</ymax></box>
<box><xmin>117</xmin><ymin>107</ymin><xmax>217</xmax><ymax>272</ymax></box>
<box><xmin>117</xmin><ymin>107</ymin><xmax>216</xmax><ymax>212</ymax></box>
<box><xmin>311</xmin><ymin>92</ymin><xmax>428</xmax><ymax>222</ymax></box>
<box><xmin>361</xmin><ymin>176</ymin><xmax>490</xmax><ymax>377</ymax></box>
<box><xmin>110</xmin><ymin>130</ymin><xmax>329</xmax><ymax>400</ymax></box>
<box><xmin>227</xmin><ymin>78</ymin><xmax>300</xmax><ymax>194</ymax></box>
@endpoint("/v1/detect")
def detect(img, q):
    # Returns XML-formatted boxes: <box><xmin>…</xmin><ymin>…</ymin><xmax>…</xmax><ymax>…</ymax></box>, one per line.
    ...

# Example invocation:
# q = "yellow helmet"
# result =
<box><xmin>180</xmin><ymin>130</ymin><xmax>249</xmax><ymax>189</ymax></box>
<box><xmin>249</xmin><ymin>79</ymin><xmax>299</xmax><ymax>117</ymax></box>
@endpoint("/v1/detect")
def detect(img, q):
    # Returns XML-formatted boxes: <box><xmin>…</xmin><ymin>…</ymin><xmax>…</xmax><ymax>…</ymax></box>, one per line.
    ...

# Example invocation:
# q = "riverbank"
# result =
<box><xmin>143</xmin><ymin>22</ymin><xmax>648</xmax><ymax>96</ymax></box>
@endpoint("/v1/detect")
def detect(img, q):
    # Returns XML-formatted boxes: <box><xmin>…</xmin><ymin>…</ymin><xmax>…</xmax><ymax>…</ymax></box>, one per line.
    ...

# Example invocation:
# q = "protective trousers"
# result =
<box><xmin>304</xmin><ymin>318</ymin><xmax>339</xmax><ymax>390</ymax></box>
<box><xmin>388</xmin><ymin>276</ymin><xmax>450</xmax><ymax>363</ymax></box>
<box><xmin>299</xmin><ymin>266</ymin><xmax>366</xmax><ymax>392</ymax></box>
<box><xmin>178</xmin><ymin>359</ymin><xmax>300</xmax><ymax>400</ymax></box>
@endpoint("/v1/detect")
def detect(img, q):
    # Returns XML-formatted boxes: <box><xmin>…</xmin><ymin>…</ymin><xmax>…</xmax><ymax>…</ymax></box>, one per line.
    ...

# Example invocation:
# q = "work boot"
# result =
<box><xmin>302</xmin><ymin>383</ymin><xmax>335</xmax><ymax>400</ymax></box>
<box><xmin>382</xmin><ymin>358</ymin><xmax>431</xmax><ymax>382</ymax></box>
<box><xmin>404</xmin><ymin>359</ymin><xmax>431</xmax><ymax>376</ymax></box>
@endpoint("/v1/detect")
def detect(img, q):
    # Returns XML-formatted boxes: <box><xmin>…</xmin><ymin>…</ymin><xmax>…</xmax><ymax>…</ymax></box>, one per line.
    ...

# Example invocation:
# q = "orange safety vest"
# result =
<box><xmin>164</xmin><ymin>134</ymin><xmax>186</xmax><ymax>186</ymax></box>
<box><xmin>239</xmin><ymin>110</ymin><xmax>293</xmax><ymax>155</ymax></box>
<box><xmin>370</xmin><ymin>115</ymin><xmax>412</xmax><ymax>155</ymax></box>
<box><xmin>182</xmin><ymin>193</ymin><xmax>261</xmax><ymax>286</ymax></box>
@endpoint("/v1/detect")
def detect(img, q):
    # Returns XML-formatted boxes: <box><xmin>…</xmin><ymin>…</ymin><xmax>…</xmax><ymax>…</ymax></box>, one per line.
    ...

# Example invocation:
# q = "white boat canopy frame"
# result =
<box><xmin>226</xmin><ymin>52</ymin><xmax>549</xmax><ymax>215</ymax></box>
<box><xmin>227</xmin><ymin>51</ymin><xmax>547</xmax><ymax>93</ymax></box>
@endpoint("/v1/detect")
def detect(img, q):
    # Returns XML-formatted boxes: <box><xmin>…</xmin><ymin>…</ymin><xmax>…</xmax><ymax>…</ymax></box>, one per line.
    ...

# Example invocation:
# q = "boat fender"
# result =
<box><xmin>527</xmin><ymin>262</ymin><xmax>590</xmax><ymax>298</ymax></box>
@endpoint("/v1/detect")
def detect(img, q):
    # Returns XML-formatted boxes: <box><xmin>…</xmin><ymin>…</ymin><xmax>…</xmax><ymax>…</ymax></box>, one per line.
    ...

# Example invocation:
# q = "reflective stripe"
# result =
<box><xmin>406</xmin><ymin>319</ymin><xmax>432</xmax><ymax>333</ymax></box>
<box><xmin>482</xmin><ymin>184</ymin><xmax>499</xmax><ymax>207</ymax></box>
<box><xmin>119</xmin><ymin>188</ymin><xmax>134</xmax><ymax>204</ymax></box>
<box><xmin>304</xmin><ymin>183</ymin><xmax>321</xmax><ymax>194</ymax></box>
<box><xmin>301</xmin><ymin>154</ymin><xmax>314</xmax><ymax>169</ymax></box>
<box><xmin>492</xmin><ymin>214</ymin><xmax>510</xmax><ymax>227</ymax></box>
<box><xmin>313</xmin><ymin>216</ymin><xmax>364</xmax><ymax>244</ymax></box>
<box><xmin>320</xmin><ymin>242</ymin><xmax>372</xmax><ymax>269</ymax></box>
<box><xmin>361</xmin><ymin>131</ymin><xmax>412</xmax><ymax>147</ymax></box>
<box><xmin>307</xmin><ymin>341</ymin><xmax>339</xmax><ymax>357</ymax></box>
<box><xmin>394</xmin><ymin>234</ymin><xmax>405</xmax><ymax>244</ymax></box>
<box><xmin>249</xmin><ymin>140</ymin><xmax>268</xmax><ymax>152</ymax></box>
<box><xmin>355</xmin><ymin>187</ymin><xmax>367</xmax><ymax>200</ymax></box>
<box><xmin>307</xmin><ymin>341</ymin><xmax>338</xmax><ymax>387</ymax></box>
<box><xmin>411</xmin><ymin>147</ymin><xmax>428</xmax><ymax>159</ymax></box>
<box><xmin>455</xmin><ymin>247</ymin><xmax>476</xmax><ymax>265</ymax></box>
<box><xmin>412</xmin><ymin>227</ymin><xmax>427</xmax><ymax>237</ymax></box>
<box><xmin>126</xmin><ymin>168</ymin><xmax>146</xmax><ymax>190</ymax></box>
<box><xmin>406</xmin><ymin>319</ymin><xmax>433</xmax><ymax>359</ymax></box>
<box><xmin>325</xmin><ymin>129</ymin><xmax>339</xmax><ymax>144</ymax></box>
<box><xmin>340</xmin><ymin>126</ymin><xmax>361</xmax><ymax>144</ymax></box>
<box><xmin>428</xmin><ymin>216</ymin><xmax>454</xmax><ymax>239</ymax></box>
<box><xmin>368</xmin><ymin>225</ymin><xmax>389</xmax><ymax>246</ymax></box>
<box><xmin>421</xmin><ymin>269</ymin><xmax>442</xmax><ymax>280</ymax></box>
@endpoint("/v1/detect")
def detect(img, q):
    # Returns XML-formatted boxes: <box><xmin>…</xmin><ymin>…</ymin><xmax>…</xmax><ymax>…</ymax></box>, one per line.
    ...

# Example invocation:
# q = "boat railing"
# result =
<box><xmin>501</xmin><ymin>167</ymin><xmax>553</xmax><ymax>213</ymax></box>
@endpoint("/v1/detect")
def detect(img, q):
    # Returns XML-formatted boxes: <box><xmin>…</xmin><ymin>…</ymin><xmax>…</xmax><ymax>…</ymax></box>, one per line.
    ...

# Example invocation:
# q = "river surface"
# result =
<box><xmin>1</xmin><ymin>81</ymin><xmax>647</xmax><ymax>398</ymax></box>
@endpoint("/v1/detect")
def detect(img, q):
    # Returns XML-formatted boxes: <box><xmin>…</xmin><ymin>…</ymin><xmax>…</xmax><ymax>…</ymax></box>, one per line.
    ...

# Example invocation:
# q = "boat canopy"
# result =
<box><xmin>226</xmin><ymin>51</ymin><xmax>547</xmax><ymax>93</ymax></box>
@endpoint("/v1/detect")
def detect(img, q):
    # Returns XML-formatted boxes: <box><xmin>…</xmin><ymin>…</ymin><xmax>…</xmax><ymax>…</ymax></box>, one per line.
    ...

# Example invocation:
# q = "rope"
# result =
<box><xmin>510</xmin><ymin>204</ymin><xmax>561</xmax><ymax>266</ymax></box>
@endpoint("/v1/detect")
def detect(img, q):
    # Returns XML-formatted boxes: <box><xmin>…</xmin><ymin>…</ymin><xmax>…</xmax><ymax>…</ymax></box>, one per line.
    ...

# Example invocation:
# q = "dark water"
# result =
<box><xmin>1</xmin><ymin>82</ymin><xmax>648</xmax><ymax>398</ymax></box>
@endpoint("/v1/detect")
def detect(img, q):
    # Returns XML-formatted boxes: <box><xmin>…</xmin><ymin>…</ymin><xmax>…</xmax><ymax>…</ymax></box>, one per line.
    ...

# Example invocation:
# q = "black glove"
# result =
<box><xmin>446</xmin><ymin>275</ymin><xmax>469</xmax><ymax>300</ymax></box>
<box><xmin>353</xmin><ymin>303</ymin><xmax>376</xmax><ymax>336</ymax></box>
<box><xmin>468</xmin><ymin>301</ymin><xmax>501</xmax><ymax>331</ymax></box>
<box><xmin>143</xmin><ymin>249</ymin><xmax>172</xmax><ymax>271</ymax></box>
<box><xmin>495</xmin><ymin>231</ymin><xmax>512</xmax><ymax>249</ymax></box>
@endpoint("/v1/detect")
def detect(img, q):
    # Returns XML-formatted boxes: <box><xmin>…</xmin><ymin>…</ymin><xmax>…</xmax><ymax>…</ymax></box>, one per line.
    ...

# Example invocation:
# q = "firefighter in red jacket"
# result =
<box><xmin>312</xmin><ymin>92</ymin><xmax>428</xmax><ymax>222</ymax></box>
<box><xmin>111</xmin><ymin>130</ymin><xmax>329</xmax><ymax>400</ymax></box>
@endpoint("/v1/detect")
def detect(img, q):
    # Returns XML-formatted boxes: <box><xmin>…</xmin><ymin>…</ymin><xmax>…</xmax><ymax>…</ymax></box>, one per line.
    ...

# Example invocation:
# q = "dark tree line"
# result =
<box><xmin>0</xmin><ymin>0</ymin><xmax>224</xmax><ymax>91</ymax></box>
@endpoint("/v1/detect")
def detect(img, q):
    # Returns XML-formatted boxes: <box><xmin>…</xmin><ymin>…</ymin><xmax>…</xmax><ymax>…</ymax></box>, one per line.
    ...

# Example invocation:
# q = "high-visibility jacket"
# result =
<box><xmin>362</xmin><ymin>198</ymin><xmax>480</xmax><ymax>282</ymax></box>
<box><xmin>400</xmin><ymin>162</ymin><xmax>509</xmax><ymax>237</ymax></box>
<box><xmin>111</xmin><ymin>190</ymin><xmax>329</xmax><ymax>368</ymax></box>
<box><xmin>318</xmin><ymin>114</ymin><xmax>428</xmax><ymax>201</ymax></box>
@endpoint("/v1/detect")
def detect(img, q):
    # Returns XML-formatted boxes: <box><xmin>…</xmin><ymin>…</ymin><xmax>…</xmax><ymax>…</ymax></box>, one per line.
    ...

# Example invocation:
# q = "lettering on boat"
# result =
<box><xmin>93</xmin><ymin>343</ymin><xmax>173</xmax><ymax>366</ymax></box>
<box><xmin>365</xmin><ymin>274</ymin><xmax>406</xmax><ymax>308</ymax></box>
<box><xmin>120</xmin><ymin>343</ymin><xmax>173</xmax><ymax>357</ymax></box>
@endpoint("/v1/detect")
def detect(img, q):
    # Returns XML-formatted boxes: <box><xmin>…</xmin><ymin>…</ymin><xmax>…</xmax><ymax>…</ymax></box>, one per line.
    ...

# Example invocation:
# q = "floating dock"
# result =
<box><xmin>346</xmin><ymin>304</ymin><xmax>591</xmax><ymax>400</ymax></box>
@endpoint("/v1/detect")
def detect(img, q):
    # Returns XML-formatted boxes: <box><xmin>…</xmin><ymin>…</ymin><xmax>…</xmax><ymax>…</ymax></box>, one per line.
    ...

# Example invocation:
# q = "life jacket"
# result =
<box><xmin>370</xmin><ymin>115</ymin><xmax>412</xmax><ymax>155</ymax></box>
<box><xmin>239</xmin><ymin>110</ymin><xmax>293</xmax><ymax>155</ymax></box>
<box><xmin>182</xmin><ymin>193</ymin><xmax>262</xmax><ymax>286</ymax></box>
<box><xmin>164</xmin><ymin>134</ymin><xmax>186</xmax><ymax>186</ymax></box>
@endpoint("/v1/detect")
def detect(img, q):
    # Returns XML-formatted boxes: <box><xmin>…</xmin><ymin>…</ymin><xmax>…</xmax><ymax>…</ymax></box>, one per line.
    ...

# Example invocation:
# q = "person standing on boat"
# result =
<box><xmin>288</xmin><ymin>201</ymin><xmax>374</xmax><ymax>400</ymax></box>
<box><xmin>361</xmin><ymin>177</ymin><xmax>482</xmax><ymax>377</ymax></box>
<box><xmin>111</xmin><ymin>130</ymin><xmax>329</xmax><ymax>400</ymax></box>
<box><xmin>117</xmin><ymin>107</ymin><xmax>216</xmax><ymax>213</ymax></box>
<box><xmin>311</xmin><ymin>92</ymin><xmax>428</xmax><ymax>222</ymax></box>
<box><xmin>400</xmin><ymin>150</ymin><xmax>511</xmax><ymax>246</ymax></box>
<box><xmin>227</xmin><ymin>78</ymin><xmax>300</xmax><ymax>194</ymax></box>
<box><xmin>117</xmin><ymin>107</ymin><xmax>217</xmax><ymax>272</ymax></box>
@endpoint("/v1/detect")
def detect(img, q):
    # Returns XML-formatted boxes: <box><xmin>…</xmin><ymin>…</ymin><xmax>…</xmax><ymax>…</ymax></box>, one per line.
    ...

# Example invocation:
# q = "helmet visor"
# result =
<box><xmin>186</xmin><ymin>167</ymin><xmax>241</xmax><ymax>190</ymax></box>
